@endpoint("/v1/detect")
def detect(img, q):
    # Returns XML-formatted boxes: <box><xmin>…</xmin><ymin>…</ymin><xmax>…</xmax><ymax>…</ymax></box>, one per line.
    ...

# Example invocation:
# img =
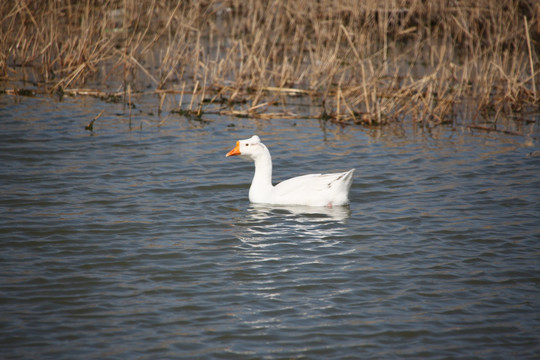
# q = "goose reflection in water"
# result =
<box><xmin>234</xmin><ymin>203</ymin><xmax>351</xmax><ymax>248</ymax></box>
<box><xmin>231</xmin><ymin>204</ymin><xmax>353</xmax><ymax>303</ymax></box>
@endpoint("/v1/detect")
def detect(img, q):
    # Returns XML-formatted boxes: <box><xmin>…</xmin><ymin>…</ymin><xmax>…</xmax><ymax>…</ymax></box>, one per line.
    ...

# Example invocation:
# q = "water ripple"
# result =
<box><xmin>0</xmin><ymin>95</ymin><xmax>539</xmax><ymax>359</ymax></box>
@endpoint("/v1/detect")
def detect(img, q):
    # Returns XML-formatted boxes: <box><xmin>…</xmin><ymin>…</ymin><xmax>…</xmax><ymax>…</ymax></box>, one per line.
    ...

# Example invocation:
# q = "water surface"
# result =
<box><xmin>0</xmin><ymin>95</ymin><xmax>539</xmax><ymax>359</ymax></box>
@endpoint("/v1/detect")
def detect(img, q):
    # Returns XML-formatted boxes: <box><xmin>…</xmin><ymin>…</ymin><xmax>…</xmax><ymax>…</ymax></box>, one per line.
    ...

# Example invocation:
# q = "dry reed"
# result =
<box><xmin>1</xmin><ymin>0</ymin><xmax>538</xmax><ymax>129</ymax></box>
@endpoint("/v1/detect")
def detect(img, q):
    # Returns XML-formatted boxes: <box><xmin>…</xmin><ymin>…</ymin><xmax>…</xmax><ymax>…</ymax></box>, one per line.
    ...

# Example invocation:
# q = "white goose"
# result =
<box><xmin>226</xmin><ymin>135</ymin><xmax>354</xmax><ymax>207</ymax></box>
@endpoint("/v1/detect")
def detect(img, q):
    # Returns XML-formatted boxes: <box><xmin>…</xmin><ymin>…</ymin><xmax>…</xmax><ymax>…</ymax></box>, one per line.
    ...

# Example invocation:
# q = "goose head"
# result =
<box><xmin>226</xmin><ymin>135</ymin><xmax>267</xmax><ymax>160</ymax></box>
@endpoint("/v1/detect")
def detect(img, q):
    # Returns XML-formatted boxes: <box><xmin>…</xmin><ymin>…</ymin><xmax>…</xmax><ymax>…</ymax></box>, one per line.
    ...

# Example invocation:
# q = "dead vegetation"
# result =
<box><xmin>1</xmin><ymin>0</ymin><xmax>539</xmax><ymax>129</ymax></box>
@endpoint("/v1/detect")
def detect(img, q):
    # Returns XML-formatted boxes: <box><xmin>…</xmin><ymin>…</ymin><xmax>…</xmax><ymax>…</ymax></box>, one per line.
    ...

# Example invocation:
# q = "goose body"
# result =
<box><xmin>226</xmin><ymin>135</ymin><xmax>354</xmax><ymax>207</ymax></box>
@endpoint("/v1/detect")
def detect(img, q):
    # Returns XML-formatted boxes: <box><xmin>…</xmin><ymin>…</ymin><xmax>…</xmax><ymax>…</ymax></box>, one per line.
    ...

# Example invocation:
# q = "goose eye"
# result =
<box><xmin>245</xmin><ymin>144</ymin><xmax>249</xmax><ymax>146</ymax></box>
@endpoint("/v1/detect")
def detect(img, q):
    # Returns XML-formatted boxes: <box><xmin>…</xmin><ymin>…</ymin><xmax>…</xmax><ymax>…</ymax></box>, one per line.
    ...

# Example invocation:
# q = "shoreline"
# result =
<box><xmin>1</xmin><ymin>0</ymin><xmax>539</xmax><ymax>127</ymax></box>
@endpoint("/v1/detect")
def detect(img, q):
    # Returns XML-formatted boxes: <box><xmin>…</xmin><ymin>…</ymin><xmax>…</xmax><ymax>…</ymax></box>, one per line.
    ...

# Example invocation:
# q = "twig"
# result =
<box><xmin>85</xmin><ymin>110</ymin><xmax>105</xmax><ymax>131</ymax></box>
<box><xmin>262</xmin><ymin>86</ymin><xmax>312</xmax><ymax>95</ymax></box>
<box><xmin>467</xmin><ymin>125</ymin><xmax>522</xmax><ymax>136</ymax></box>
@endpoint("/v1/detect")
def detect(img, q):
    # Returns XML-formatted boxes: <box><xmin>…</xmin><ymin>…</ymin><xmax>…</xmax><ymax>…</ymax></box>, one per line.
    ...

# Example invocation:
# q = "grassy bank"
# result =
<box><xmin>1</xmin><ymin>0</ymin><xmax>539</xmax><ymax>128</ymax></box>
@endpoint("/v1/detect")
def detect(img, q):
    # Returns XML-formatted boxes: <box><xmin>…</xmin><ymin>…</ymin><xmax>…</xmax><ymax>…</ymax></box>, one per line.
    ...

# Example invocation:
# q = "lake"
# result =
<box><xmin>1</xmin><ymin>94</ymin><xmax>539</xmax><ymax>359</ymax></box>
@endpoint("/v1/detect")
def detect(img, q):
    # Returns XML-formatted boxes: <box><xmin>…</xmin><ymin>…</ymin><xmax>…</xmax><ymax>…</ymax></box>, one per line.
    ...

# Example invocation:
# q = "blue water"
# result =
<box><xmin>0</xmin><ymin>95</ymin><xmax>539</xmax><ymax>359</ymax></box>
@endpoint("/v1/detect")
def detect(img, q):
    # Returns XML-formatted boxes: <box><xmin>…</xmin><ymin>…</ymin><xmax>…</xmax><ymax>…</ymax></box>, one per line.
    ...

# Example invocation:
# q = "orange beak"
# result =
<box><xmin>226</xmin><ymin>141</ymin><xmax>241</xmax><ymax>157</ymax></box>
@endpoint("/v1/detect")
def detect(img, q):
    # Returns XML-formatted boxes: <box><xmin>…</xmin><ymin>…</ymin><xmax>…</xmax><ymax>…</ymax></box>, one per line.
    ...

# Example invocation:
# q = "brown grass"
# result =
<box><xmin>1</xmin><ymin>0</ymin><xmax>539</xmax><ymax>129</ymax></box>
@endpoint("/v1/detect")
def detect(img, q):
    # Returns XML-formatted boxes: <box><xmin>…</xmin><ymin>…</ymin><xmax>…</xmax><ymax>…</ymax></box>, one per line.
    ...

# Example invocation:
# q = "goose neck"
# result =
<box><xmin>252</xmin><ymin>147</ymin><xmax>273</xmax><ymax>189</ymax></box>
